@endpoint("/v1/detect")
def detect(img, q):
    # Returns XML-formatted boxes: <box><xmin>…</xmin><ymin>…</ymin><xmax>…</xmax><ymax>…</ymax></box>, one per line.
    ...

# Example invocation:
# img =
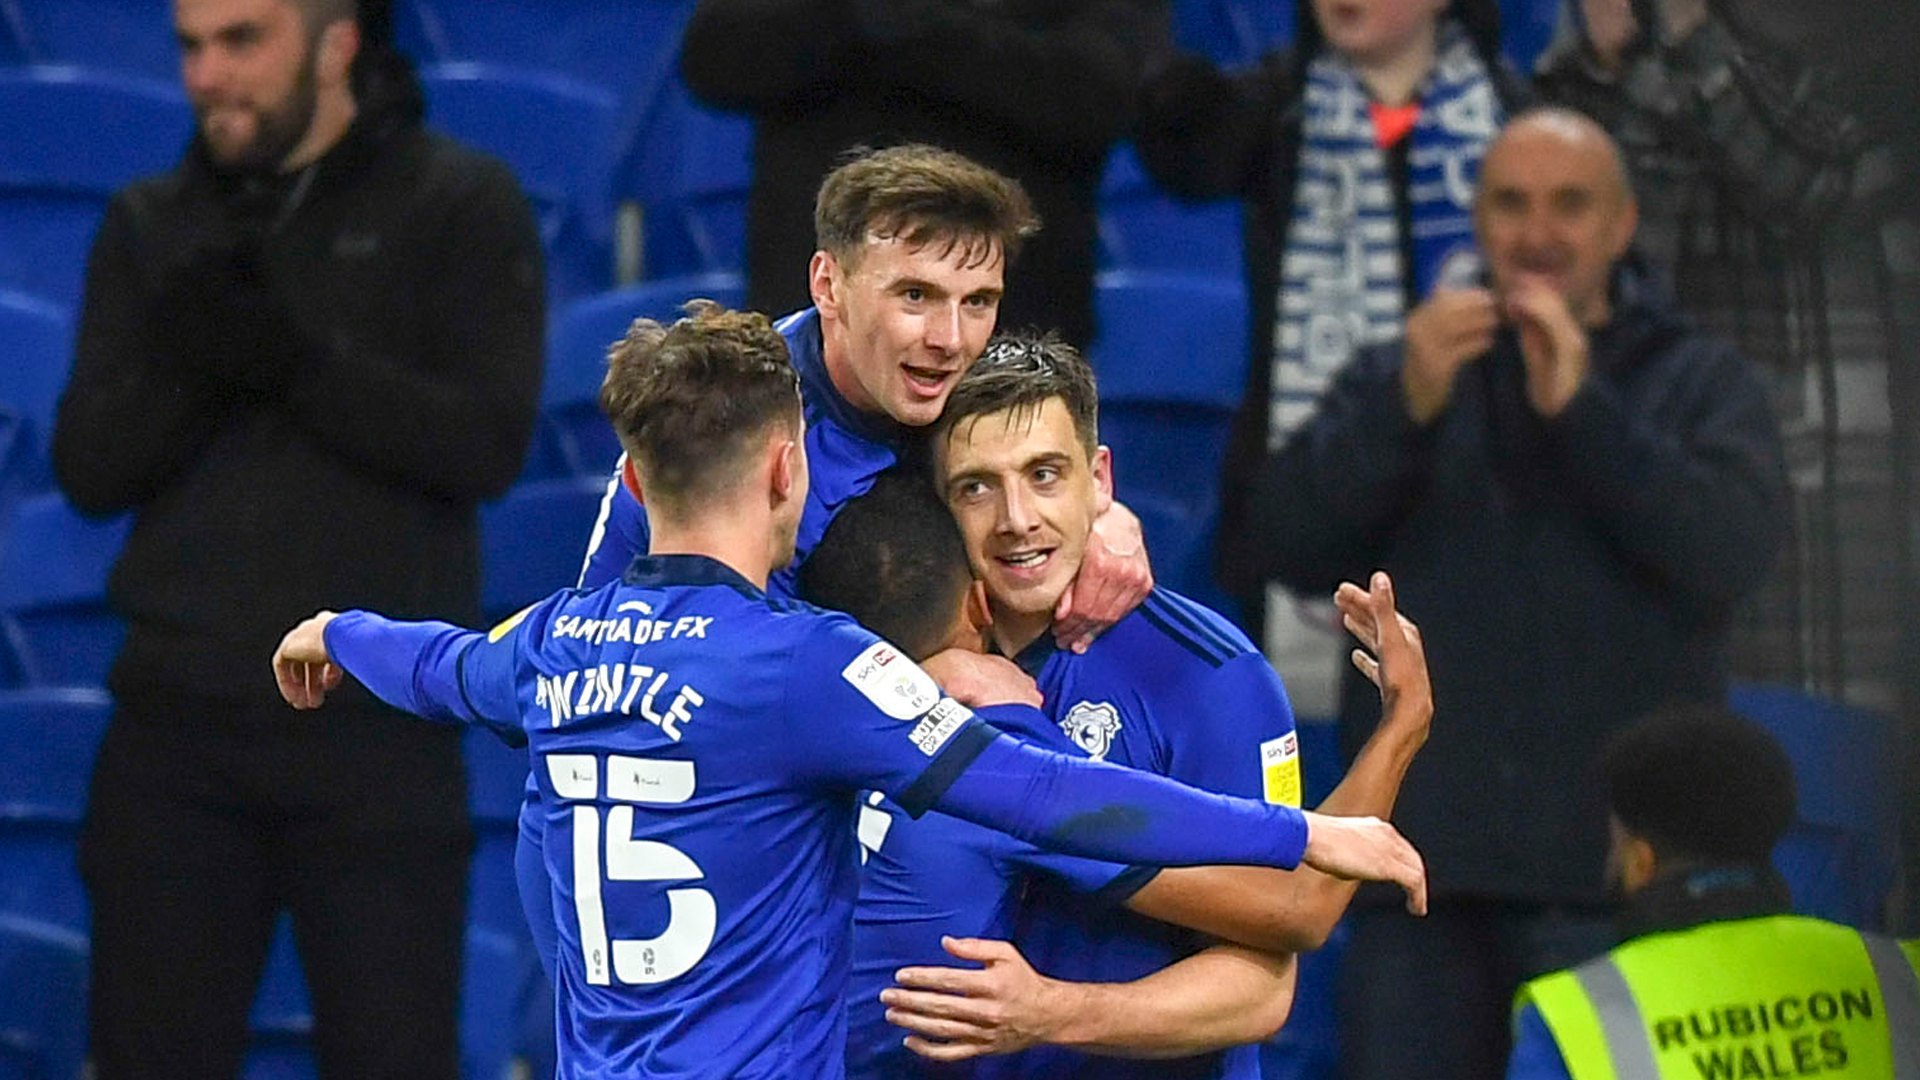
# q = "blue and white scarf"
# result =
<box><xmin>1270</xmin><ymin>21</ymin><xmax>1503</xmax><ymax>446</ymax></box>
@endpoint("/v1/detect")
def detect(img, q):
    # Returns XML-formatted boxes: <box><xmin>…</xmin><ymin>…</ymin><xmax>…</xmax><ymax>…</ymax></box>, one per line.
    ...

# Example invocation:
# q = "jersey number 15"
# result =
<box><xmin>545</xmin><ymin>753</ymin><xmax>715</xmax><ymax>985</ymax></box>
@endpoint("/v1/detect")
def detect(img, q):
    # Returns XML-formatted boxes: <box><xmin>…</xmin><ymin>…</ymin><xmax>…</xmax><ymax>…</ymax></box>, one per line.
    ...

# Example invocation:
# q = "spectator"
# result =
<box><xmin>1135</xmin><ymin>0</ymin><xmax>1526</xmax><ymax>690</ymax></box>
<box><xmin>676</xmin><ymin>0</ymin><xmax>1167</xmax><ymax>347</ymax></box>
<box><xmin>1239</xmin><ymin>108</ymin><xmax>1790</xmax><ymax>1080</ymax></box>
<box><xmin>50</xmin><ymin>0</ymin><xmax>544</xmax><ymax>1076</ymax></box>
<box><xmin>1508</xmin><ymin>703</ymin><xmax>1920</xmax><ymax>1080</ymax></box>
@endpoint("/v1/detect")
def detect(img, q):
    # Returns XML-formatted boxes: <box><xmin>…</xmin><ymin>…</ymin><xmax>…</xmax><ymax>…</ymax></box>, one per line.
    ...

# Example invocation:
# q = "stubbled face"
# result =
<box><xmin>937</xmin><ymin>398</ymin><xmax>1110</xmax><ymax>628</ymax></box>
<box><xmin>819</xmin><ymin>234</ymin><xmax>1004</xmax><ymax>428</ymax></box>
<box><xmin>176</xmin><ymin>0</ymin><xmax>319</xmax><ymax>170</ymax></box>
<box><xmin>1475</xmin><ymin>119</ymin><xmax>1638</xmax><ymax>326</ymax></box>
<box><xmin>1311</xmin><ymin>0</ymin><xmax>1448</xmax><ymax>65</ymax></box>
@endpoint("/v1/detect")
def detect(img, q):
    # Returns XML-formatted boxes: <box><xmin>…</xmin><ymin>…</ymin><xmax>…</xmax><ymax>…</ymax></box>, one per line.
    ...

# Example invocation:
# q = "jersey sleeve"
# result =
<box><xmin>781</xmin><ymin>617</ymin><xmax>1002</xmax><ymax>817</ymax></box>
<box><xmin>974</xmin><ymin>704</ymin><xmax>1157</xmax><ymax>902</ymax></box>
<box><xmin>1505</xmin><ymin>1002</ymin><xmax>1577</xmax><ymax>1080</ymax></box>
<box><xmin>1205</xmin><ymin>652</ymin><xmax>1303</xmax><ymax>806</ymax></box>
<box><xmin>324</xmin><ymin>604</ymin><xmax>537</xmax><ymax>746</ymax></box>
<box><xmin>577</xmin><ymin>457</ymin><xmax>650</xmax><ymax>589</ymax></box>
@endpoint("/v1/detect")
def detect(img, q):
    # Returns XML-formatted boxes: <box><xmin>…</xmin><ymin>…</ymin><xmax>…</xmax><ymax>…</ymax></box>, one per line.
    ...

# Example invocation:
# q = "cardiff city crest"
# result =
<box><xmin>1059</xmin><ymin>701</ymin><xmax>1122</xmax><ymax>761</ymax></box>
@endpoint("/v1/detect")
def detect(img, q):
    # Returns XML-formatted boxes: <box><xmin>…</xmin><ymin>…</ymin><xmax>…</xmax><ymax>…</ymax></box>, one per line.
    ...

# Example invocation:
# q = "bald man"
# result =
<box><xmin>1234</xmin><ymin>107</ymin><xmax>1791</xmax><ymax>1080</ymax></box>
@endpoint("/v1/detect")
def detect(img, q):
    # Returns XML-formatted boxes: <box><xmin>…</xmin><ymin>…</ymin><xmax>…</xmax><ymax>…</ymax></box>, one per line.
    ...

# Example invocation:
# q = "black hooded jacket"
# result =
<box><xmin>53</xmin><ymin>50</ymin><xmax>545</xmax><ymax>708</ymax></box>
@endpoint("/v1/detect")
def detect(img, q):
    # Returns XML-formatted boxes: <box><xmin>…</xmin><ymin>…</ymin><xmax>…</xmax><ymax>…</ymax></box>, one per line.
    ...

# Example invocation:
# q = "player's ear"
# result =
<box><xmin>963</xmin><ymin>580</ymin><xmax>992</xmax><ymax>636</ymax></box>
<box><xmin>808</xmin><ymin>250</ymin><xmax>841</xmax><ymax>317</ymax></box>
<box><xmin>770</xmin><ymin>435</ymin><xmax>799</xmax><ymax>505</ymax></box>
<box><xmin>620</xmin><ymin>454</ymin><xmax>644</xmax><ymax>504</ymax></box>
<box><xmin>1091</xmin><ymin>444</ymin><xmax>1115</xmax><ymax>515</ymax></box>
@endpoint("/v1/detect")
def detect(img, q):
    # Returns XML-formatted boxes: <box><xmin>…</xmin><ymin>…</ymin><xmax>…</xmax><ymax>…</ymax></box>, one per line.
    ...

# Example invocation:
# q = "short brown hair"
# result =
<box><xmin>600</xmin><ymin>300</ymin><xmax>801</xmax><ymax>514</ymax></box>
<box><xmin>934</xmin><ymin>330</ymin><xmax>1099</xmax><ymax>458</ymax></box>
<box><xmin>814</xmin><ymin>144</ymin><xmax>1040</xmax><ymax>271</ymax></box>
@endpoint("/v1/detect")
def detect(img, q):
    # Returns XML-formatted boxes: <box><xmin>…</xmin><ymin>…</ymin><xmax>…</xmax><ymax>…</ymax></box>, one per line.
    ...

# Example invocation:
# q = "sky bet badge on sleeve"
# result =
<box><xmin>1262</xmin><ymin>731</ymin><xmax>1302</xmax><ymax>807</ymax></box>
<box><xmin>842</xmin><ymin>641</ymin><xmax>942</xmax><ymax>721</ymax></box>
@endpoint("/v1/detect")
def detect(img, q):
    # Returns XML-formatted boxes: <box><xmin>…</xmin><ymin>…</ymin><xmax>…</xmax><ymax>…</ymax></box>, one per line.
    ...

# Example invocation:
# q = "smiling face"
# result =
<box><xmin>812</xmin><ymin>233</ymin><xmax>1005</xmax><ymax>429</ymax></box>
<box><xmin>1475</xmin><ymin>112</ymin><xmax>1639</xmax><ymax>327</ymax></box>
<box><xmin>936</xmin><ymin>397</ymin><xmax>1112</xmax><ymax>651</ymax></box>
<box><xmin>1310</xmin><ymin>0</ymin><xmax>1448</xmax><ymax>66</ymax></box>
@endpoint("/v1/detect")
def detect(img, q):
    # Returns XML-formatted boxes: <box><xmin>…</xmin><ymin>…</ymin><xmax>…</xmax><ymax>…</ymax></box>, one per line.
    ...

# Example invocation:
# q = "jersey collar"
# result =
<box><xmin>621</xmin><ymin>553</ymin><xmax>765</xmax><ymax>599</ymax></box>
<box><xmin>780</xmin><ymin>307</ymin><xmax>911</xmax><ymax>449</ymax></box>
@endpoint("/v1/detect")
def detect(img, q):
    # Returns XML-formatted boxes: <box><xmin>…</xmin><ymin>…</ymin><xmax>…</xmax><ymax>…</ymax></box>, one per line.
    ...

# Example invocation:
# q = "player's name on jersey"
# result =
<box><xmin>550</xmin><ymin>607</ymin><xmax>714</xmax><ymax>648</ymax></box>
<box><xmin>535</xmin><ymin>663</ymin><xmax>706</xmax><ymax>740</ymax></box>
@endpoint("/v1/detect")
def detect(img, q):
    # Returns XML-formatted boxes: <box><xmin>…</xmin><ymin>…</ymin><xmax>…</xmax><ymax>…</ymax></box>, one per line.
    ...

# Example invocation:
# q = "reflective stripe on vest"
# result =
<box><xmin>1519</xmin><ymin>916</ymin><xmax>1920</xmax><ymax>1080</ymax></box>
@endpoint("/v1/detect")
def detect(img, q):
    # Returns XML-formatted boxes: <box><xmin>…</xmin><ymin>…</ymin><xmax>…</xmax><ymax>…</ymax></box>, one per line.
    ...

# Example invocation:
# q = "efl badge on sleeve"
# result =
<box><xmin>1059</xmin><ymin>701</ymin><xmax>1122</xmax><ymax>761</ymax></box>
<box><xmin>1261</xmin><ymin>731</ymin><xmax>1302</xmax><ymax>807</ymax></box>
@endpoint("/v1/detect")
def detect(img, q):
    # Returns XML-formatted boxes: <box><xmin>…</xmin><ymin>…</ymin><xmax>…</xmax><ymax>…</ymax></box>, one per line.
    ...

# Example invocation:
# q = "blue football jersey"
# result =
<box><xmin>984</xmin><ymin>588</ymin><xmax>1301</xmax><ymax>1080</ymax></box>
<box><xmin>450</xmin><ymin>555</ymin><xmax>998</xmax><ymax>1079</ymax></box>
<box><xmin>846</xmin><ymin>705</ymin><xmax>1156</xmax><ymax>1080</ymax></box>
<box><xmin>523</xmin><ymin>306</ymin><xmax>912</xmax><ymax>983</ymax></box>
<box><xmin>576</xmin><ymin>306</ymin><xmax>907</xmax><ymax>596</ymax></box>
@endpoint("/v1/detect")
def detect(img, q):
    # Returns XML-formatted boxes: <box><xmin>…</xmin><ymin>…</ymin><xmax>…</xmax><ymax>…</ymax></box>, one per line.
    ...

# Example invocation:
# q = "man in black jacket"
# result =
<box><xmin>51</xmin><ymin>0</ymin><xmax>544</xmax><ymax>1076</ymax></box>
<box><xmin>1241</xmin><ymin>108</ymin><xmax>1788</xmax><ymax>1079</ymax></box>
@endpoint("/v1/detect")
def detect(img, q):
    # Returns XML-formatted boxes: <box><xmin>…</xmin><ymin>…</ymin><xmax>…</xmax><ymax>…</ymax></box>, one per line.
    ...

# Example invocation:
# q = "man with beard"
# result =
<box><xmin>51</xmin><ymin>0</ymin><xmax>544</xmax><ymax>1077</ymax></box>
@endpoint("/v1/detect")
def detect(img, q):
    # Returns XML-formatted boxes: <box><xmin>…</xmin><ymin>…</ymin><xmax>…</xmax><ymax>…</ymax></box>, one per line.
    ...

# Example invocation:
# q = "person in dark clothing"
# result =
<box><xmin>1238</xmin><ymin>108</ymin><xmax>1789</xmax><ymax>1080</ymax></box>
<box><xmin>676</xmin><ymin>0</ymin><xmax>1167</xmax><ymax>348</ymax></box>
<box><xmin>51</xmin><ymin>0</ymin><xmax>544</xmax><ymax>1077</ymax></box>
<box><xmin>1507</xmin><ymin>704</ymin><xmax>1920</xmax><ymax>1080</ymax></box>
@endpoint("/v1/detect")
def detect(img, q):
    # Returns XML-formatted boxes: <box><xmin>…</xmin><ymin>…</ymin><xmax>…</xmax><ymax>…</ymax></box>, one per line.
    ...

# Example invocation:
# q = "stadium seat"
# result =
<box><xmin>534</xmin><ymin>274</ymin><xmax>746</xmax><ymax>479</ymax></box>
<box><xmin>479</xmin><ymin>476</ymin><xmax>618</xmax><ymax>622</ymax></box>
<box><xmin>1097</xmin><ymin>144</ymin><xmax>1244</xmax><ymax>276</ymax></box>
<box><xmin>401</xmin><ymin>0</ymin><xmax>693</xmax><ymax>98</ymax></box>
<box><xmin>623</xmin><ymin>84</ymin><xmax>753</xmax><ymax>281</ymax></box>
<box><xmin>0</xmin><ymin>686</ymin><xmax>111</xmax><ymax>933</ymax></box>
<box><xmin>1</xmin><ymin>0</ymin><xmax>177</xmax><ymax>80</ymax></box>
<box><xmin>0</xmin><ymin>291</ymin><xmax>72</xmax><ymax>496</ymax></box>
<box><xmin>1728</xmin><ymin>683</ymin><xmax>1904</xmax><ymax>930</ymax></box>
<box><xmin>419</xmin><ymin>63</ymin><xmax>621</xmax><ymax>303</ymax></box>
<box><xmin>0</xmin><ymin>66</ymin><xmax>191</xmax><ymax>309</ymax></box>
<box><xmin>0</xmin><ymin>493</ymin><xmax>127</xmax><ymax>688</ymax></box>
<box><xmin>1087</xmin><ymin>270</ymin><xmax>1248</xmax><ymax>613</ymax></box>
<box><xmin>0</xmin><ymin>913</ymin><xmax>89</xmax><ymax>1080</ymax></box>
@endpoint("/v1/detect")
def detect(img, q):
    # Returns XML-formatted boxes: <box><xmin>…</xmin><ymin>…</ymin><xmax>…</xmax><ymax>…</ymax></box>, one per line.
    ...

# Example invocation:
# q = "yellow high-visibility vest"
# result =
<box><xmin>1515</xmin><ymin>915</ymin><xmax>1920</xmax><ymax>1080</ymax></box>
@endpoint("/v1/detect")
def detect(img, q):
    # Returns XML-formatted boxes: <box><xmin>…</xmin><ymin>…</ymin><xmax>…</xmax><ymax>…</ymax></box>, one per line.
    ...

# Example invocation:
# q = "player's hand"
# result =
<box><xmin>1053</xmin><ymin>499</ymin><xmax>1152</xmax><ymax>654</ymax></box>
<box><xmin>883</xmin><ymin>936</ymin><xmax>1078</xmax><ymax>1061</ymax></box>
<box><xmin>1505</xmin><ymin>279</ymin><xmax>1590</xmax><ymax>418</ymax></box>
<box><xmin>1333</xmin><ymin>571</ymin><xmax>1432</xmax><ymax>746</ymax></box>
<box><xmin>922</xmin><ymin>649</ymin><xmax>1042</xmax><ymax>708</ymax></box>
<box><xmin>1402</xmin><ymin>288</ymin><xmax>1499</xmax><ymax>425</ymax></box>
<box><xmin>272</xmin><ymin>611</ymin><xmax>344</xmax><ymax>710</ymax></box>
<box><xmin>1300</xmin><ymin>812</ymin><xmax>1428</xmax><ymax>916</ymax></box>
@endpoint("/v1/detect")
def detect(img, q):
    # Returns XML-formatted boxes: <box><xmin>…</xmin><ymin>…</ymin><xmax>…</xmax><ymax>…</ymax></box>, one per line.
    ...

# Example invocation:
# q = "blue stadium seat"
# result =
<box><xmin>0</xmin><ymin>913</ymin><xmax>89</xmax><ymax>1080</ymax></box>
<box><xmin>1087</xmin><ymin>270</ymin><xmax>1248</xmax><ymax>612</ymax></box>
<box><xmin>1</xmin><ymin>0</ymin><xmax>177</xmax><ymax>79</ymax></box>
<box><xmin>0</xmin><ymin>686</ymin><xmax>110</xmax><ymax>935</ymax></box>
<box><xmin>534</xmin><ymin>274</ymin><xmax>746</xmax><ymax>479</ymax></box>
<box><xmin>419</xmin><ymin>63</ymin><xmax>621</xmax><ymax>303</ymax></box>
<box><xmin>401</xmin><ymin>0</ymin><xmax>693</xmax><ymax>98</ymax></box>
<box><xmin>0</xmin><ymin>291</ymin><xmax>72</xmax><ymax>498</ymax></box>
<box><xmin>623</xmin><ymin>84</ymin><xmax>753</xmax><ymax>280</ymax></box>
<box><xmin>1098</xmin><ymin>144</ymin><xmax>1244</xmax><ymax>276</ymax></box>
<box><xmin>0</xmin><ymin>493</ymin><xmax>127</xmax><ymax>688</ymax></box>
<box><xmin>479</xmin><ymin>476</ymin><xmax>617</xmax><ymax>622</ymax></box>
<box><xmin>0</xmin><ymin>67</ymin><xmax>190</xmax><ymax>309</ymax></box>
<box><xmin>1728</xmin><ymin>683</ymin><xmax>1903</xmax><ymax>930</ymax></box>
